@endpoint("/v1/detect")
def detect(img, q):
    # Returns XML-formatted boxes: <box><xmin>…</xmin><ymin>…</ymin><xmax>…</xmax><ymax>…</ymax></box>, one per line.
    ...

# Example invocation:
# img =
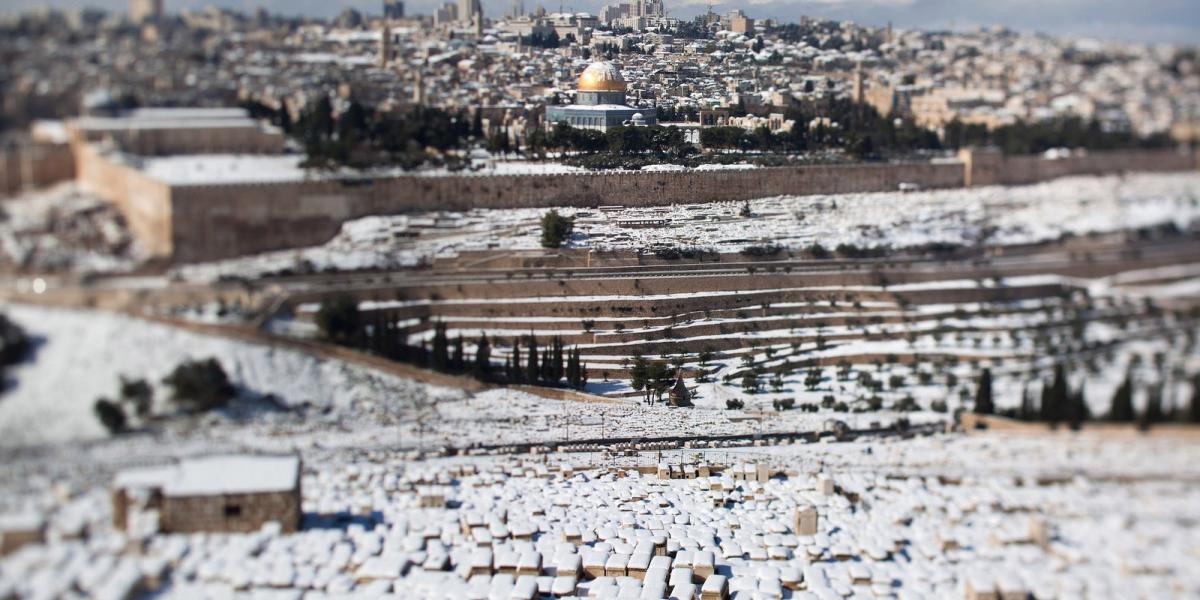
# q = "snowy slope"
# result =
<box><xmin>0</xmin><ymin>304</ymin><xmax>459</xmax><ymax>447</ymax></box>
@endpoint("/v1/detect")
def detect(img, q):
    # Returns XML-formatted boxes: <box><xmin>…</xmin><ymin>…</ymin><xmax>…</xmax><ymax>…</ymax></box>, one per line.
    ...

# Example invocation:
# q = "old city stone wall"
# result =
<box><xmin>74</xmin><ymin>143</ymin><xmax>176</xmax><ymax>256</ymax></box>
<box><xmin>0</xmin><ymin>143</ymin><xmax>75</xmax><ymax>196</ymax></box>
<box><xmin>81</xmin><ymin>147</ymin><xmax>1200</xmax><ymax>263</ymax></box>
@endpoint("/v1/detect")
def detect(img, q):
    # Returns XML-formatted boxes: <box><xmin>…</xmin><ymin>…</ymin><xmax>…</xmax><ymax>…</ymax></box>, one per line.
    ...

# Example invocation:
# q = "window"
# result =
<box><xmin>224</xmin><ymin>504</ymin><xmax>242</xmax><ymax>518</ymax></box>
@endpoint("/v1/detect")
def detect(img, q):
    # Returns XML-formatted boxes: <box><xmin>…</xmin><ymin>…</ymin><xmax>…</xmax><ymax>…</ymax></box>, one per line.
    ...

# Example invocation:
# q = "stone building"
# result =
<box><xmin>545</xmin><ymin>62</ymin><xmax>657</xmax><ymax>132</ymax></box>
<box><xmin>668</xmin><ymin>369</ymin><xmax>693</xmax><ymax>407</ymax></box>
<box><xmin>67</xmin><ymin>107</ymin><xmax>284</xmax><ymax>156</ymax></box>
<box><xmin>112</xmin><ymin>454</ymin><xmax>302</xmax><ymax>534</ymax></box>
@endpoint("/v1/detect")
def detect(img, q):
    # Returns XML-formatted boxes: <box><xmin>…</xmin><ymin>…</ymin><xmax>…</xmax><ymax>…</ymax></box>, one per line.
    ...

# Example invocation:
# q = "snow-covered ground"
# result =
<box><xmin>1</xmin><ymin>432</ymin><xmax>1198</xmax><ymax>599</ymax></box>
<box><xmin>0</xmin><ymin>183</ymin><xmax>142</xmax><ymax>273</ymax></box>
<box><xmin>174</xmin><ymin>172</ymin><xmax>1200</xmax><ymax>282</ymax></box>
<box><xmin>0</xmin><ymin>304</ymin><xmax>931</xmax><ymax>451</ymax></box>
<box><xmin>0</xmin><ymin>304</ymin><xmax>461</xmax><ymax>447</ymax></box>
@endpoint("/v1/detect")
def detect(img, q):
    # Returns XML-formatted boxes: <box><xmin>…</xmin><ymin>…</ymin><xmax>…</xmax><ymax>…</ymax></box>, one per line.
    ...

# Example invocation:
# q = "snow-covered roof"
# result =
<box><xmin>139</xmin><ymin>154</ymin><xmax>311</xmax><ymax>186</ymax></box>
<box><xmin>115</xmin><ymin>455</ymin><xmax>300</xmax><ymax>497</ymax></box>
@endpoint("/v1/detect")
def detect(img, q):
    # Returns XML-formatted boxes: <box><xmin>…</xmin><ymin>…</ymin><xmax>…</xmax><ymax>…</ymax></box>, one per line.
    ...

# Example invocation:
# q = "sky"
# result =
<box><xmin>3</xmin><ymin>0</ymin><xmax>1199</xmax><ymax>44</ymax></box>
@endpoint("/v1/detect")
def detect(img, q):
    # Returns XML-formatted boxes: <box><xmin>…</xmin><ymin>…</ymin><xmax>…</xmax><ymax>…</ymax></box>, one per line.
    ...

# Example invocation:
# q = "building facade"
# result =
<box><xmin>383</xmin><ymin>0</ymin><xmax>405</xmax><ymax>19</ymax></box>
<box><xmin>129</xmin><ymin>0</ymin><xmax>163</xmax><ymax>23</ymax></box>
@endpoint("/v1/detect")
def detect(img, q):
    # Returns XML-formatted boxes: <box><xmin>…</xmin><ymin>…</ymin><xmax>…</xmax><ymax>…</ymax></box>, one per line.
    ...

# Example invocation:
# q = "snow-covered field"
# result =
<box><xmin>174</xmin><ymin>172</ymin><xmax>1200</xmax><ymax>282</ymax></box>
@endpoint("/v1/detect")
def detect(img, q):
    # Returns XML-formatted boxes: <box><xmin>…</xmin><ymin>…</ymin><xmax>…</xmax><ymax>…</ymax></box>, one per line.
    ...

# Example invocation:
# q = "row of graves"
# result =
<box><xmin>3</xmin><ymin>437</ymin><xmax>1192</xmax><ymax>599</ymax></box>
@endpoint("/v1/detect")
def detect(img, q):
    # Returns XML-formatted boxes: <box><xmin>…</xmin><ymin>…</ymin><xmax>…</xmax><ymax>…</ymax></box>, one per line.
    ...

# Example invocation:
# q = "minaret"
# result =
<box><xmin>379</xmin><ymin>22</ymin><xmax>392</xmax><ymax>68</ymax></box>
<box><xmin>852</xmin><ymin>61</ymin><xmax>864</xmax><ymax>105</ymax></box>
<box><xmin>412</xmin><ymin>70</ymin><xmax>425</xmax><ymax>105</ymax></box>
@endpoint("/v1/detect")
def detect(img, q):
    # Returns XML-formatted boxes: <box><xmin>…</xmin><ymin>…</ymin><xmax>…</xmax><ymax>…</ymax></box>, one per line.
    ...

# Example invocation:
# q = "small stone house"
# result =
<box><xmin>113</xmin><ymin>454</ymin><xmax>302</xmax><ymax>534</ymax></box>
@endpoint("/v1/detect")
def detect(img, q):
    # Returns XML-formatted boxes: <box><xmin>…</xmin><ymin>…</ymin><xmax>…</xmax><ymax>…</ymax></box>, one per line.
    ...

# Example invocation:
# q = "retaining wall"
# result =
<box><xmin>89</xmin><ymin>147</ymin><xmax>1200</xmax><ymax>263</ymax></box>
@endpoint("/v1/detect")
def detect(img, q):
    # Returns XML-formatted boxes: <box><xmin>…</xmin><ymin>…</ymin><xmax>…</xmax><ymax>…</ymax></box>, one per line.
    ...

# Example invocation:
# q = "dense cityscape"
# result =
<box><xmin>0</xmin><ymin>1</ymin><xmax>1198</xmax><ymax>599</ymax></box>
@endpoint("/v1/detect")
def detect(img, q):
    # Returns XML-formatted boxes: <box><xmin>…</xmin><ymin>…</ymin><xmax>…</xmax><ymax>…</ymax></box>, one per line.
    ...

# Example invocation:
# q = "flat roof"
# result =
<box><xmin>139</xmin><ymin>154</ymin><xmax>311</xmax><ymax>185</ymax></box>
<box><xmin>115</xmin><ymin>455</ymin><xmax>300</xmax><ymax>497</ymax></box>
<box><xmin>74</xmin><ymin>116</ymin><xmax>262</xmax><ymax>132</ymax></box>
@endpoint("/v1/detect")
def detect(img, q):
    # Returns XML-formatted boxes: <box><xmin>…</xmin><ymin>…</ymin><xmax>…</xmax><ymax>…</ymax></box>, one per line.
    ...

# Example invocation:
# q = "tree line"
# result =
<box><xmin>317</xmin><ymin>294</ymin><xmax>588</xmax><ymax>390</ymax></box>
<box><xmin>943</xmin><ymin>116</ymin><xmax>1174</xmax><ymax>155</ymax></box>
<box><xmin>973</xmin><ymin>364</ymin><xmax>1200</xmax><ymax>428</ymax></box>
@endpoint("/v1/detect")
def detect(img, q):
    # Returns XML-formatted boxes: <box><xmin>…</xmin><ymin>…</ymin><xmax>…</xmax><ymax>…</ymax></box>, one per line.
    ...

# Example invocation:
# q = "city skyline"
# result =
<box><xmin>2</xmin><ymin>0</ymin><xmax>1198</xmax><ymax>44</ymax></box>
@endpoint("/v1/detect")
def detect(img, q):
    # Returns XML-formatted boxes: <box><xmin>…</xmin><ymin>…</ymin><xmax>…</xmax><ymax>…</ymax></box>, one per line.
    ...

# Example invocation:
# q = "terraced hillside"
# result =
<box><xmin>279</xmin><ymin>228</ymin><xmax>1200</xmax><ymax>419</ymax></box>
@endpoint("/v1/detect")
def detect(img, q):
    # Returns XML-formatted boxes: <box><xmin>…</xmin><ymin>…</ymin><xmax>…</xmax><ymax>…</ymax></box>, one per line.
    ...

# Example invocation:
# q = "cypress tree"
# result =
<box><xmin>1020</xmin><ymin>385</ymin><xmax>1036</xmax><ymax>421</ymax></box>
<box><xmin>431</xmin><ymin>322</ymin><xmax>449</xmax><ymax>372</ymax></box>
<box><xmin>1140</xmin><ymin>383</ymin><xmax>1164</xmax><ymax>429</ymax></box>
<box><xmin>1109</xmin><ymin>370</ymin><xmax>1135</xmax><ymax>422</ymax></box>
<box><xmin>1042</xmin><ymin>364</ymin><xmax>1068</xmax><ymax>426</ymax></box>
<box><xmin>553</xmin><ymin>337</ymin><xmax>565</xmax><ymax>382</ymax></box>
<box><xmin>1188</xmin><ymin>374</ymin><xmax>1200</xmax><ymax>424</ymax></box>
<box><xmin>974</xmin><ymin>368</ymin><xmax>994</xmax><ymax>415</ymax></box>
<box><xmin>511</xmin><ymin>340</ymin><xmax>522</xmax><ymax>383</ymax></box>
<box><xmin>416</xmin><ymin>338</ymin><xmax>429</xmax><ymax>368</ymax></box>
<box><xmin>475</xmin><ymin>334</ymin><xmax>491</xmax><ymax>381</ymax></box>
<box><xmin>526</xmin><ymin>335</ymin><xmax>540</xmax><ymax>384</ymax></box>
<box><xmin>1067</xmin><ymin>384</ymin><xmax>1087</xmax><ymax>430</ymax></box>
<box><xmin>451</xmin><ymin>336</ymin><xmax>465</xmax><ymax>372</ymax></box>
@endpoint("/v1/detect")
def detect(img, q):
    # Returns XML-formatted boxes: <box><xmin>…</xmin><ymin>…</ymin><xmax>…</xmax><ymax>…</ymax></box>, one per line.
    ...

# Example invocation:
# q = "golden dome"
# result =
<box><xmin>577</xmin><ymin>62</ymin><xmax>627</xmax><ymax>92</ymax></box>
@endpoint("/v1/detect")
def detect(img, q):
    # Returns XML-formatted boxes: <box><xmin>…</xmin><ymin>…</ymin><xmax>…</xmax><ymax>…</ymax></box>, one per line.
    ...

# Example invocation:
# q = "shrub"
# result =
<box><xmin>316</xmin><ymin>293</ymin><xmax>362</xmax><ymax>346</ymax></box>
<box><xmin>120</xmin><ymin>376</ymin><xmax>154</xmax><ymax>418</ymax></box>
<box><xmin>163</xmin><ymin>358</ymin><xmax>235</xmax><ymax>412</ymax></box>
<box><xmin>740</xmin><ymin>244</ymin><xmax>783</xmax><ymax>257</ymax></box>
<box><xmin>931</xmin><ymin>399</ymin><xmax>948</xmax><ymax>413</ymax></box>
<box><xmin>894</xmin><ymin>395</ymin><xmax>919</xmax><ymax>412</ymax></box>
<box><xmin>834</xmin><ymin>401</ymin><xmax>849</xmax><ymax>412</ymax></box>
<box><xmin>726</xmin><ymin>398</ymin><xmax>745</xmax><ymax>410</ymax></box>
<box><xmin>0</xmin><ymin>313</ymin><xmax>30</xmax><ymax>369</ymax></box>
<box><xmin>540</xmin><ymin>209</ymin><xmax>575</xmax><ymax>248</ymax></box>
<box><xmin>94</xmin><ymin>398</ymin><xmax>127</xmax><ymax>434</ymax></box>
<box><xmin>773</xmin><ymin>398</ymin><xmax>795</xmax><ymax>411</ymax></box>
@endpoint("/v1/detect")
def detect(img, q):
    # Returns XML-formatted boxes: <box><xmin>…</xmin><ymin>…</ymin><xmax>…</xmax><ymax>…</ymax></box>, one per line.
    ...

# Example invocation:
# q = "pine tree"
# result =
<box><xmin>630</xmin><ymin>355</ymin><xmax>649</xmax><ymax>404</ymax></box>
<box><xmin>974</xmin><ymin>368</ymin><xmax>994</xmax><ymax>415</ymax></box>
<box><xmin>526</xmin><ymin>335</ymin><xmax>540</xmax><ymax>384</ymax></box>
<box><xmin>474</xmin><ymin>334</ymin><xmax>491</xmax><ymax>381</ymax></box>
